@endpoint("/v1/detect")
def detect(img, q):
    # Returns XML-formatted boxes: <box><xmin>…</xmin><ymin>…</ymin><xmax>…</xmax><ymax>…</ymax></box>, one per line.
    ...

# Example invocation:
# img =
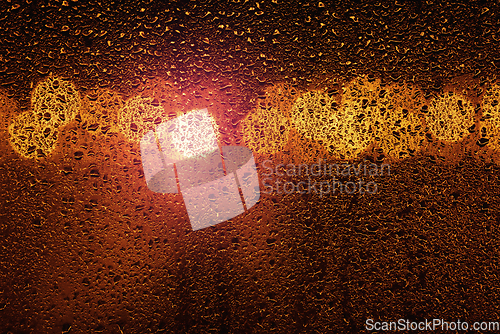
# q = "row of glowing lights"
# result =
<box><xmin>242</xmin><ymin>77</ymin><xmax>500</xmax><ymax>160</ymax></box>
<box><xmin>6</xmin><ymin>76</ymin><xmax>500</xmax><ymax>161</ymax></box>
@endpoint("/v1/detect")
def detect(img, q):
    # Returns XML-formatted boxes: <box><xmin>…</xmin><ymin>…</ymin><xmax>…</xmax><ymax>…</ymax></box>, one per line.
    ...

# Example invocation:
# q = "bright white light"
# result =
<box><xmin>140</xmin><ymin>107</ymin><xmax>261</xmax><ymax>231</ymax></box>
<box><xmin>156</xmin><ymin>108</ymin><xmax>219</xmax><ymax>161</ymax></box>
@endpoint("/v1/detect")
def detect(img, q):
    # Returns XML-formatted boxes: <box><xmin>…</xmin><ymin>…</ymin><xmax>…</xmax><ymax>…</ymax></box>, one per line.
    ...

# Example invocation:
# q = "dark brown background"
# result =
<box><xmin>1</xmin><ymin>0</ymin><xmax>500</xmax><ymax>333</ymax></box>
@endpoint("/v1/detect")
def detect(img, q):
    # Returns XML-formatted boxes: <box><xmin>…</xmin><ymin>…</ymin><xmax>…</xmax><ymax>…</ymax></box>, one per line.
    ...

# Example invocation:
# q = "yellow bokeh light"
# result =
<box><xmin>425</xmin><ymin>91</ymin><xmax>475</xmax><ymax>142</ymax></box>
<box><xmin>241</xmin><ymin>84</ymin><xmax>294</xmax><ymax>156</ymax></box>
<box><xmin>31</xmin><ymin>76</ymin><xmax>80</xmax><ymax>128</ymax></box>
<box><xmin>290</xmin><ymin>76</ymin><xmax>387</xmax><ymax>160</ymax></box>
<box><xmin>8</xmin><ymin>76</ymin><xmax>80</xmax><ymax>158</ymax></box>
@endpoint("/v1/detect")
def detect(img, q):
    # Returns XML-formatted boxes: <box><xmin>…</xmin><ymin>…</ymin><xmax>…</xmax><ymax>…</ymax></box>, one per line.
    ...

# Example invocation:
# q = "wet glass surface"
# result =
<box><xmin>1</xmin><ymin>1</ymin><xmax>500</xmax><ymax>333</ymax></box>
